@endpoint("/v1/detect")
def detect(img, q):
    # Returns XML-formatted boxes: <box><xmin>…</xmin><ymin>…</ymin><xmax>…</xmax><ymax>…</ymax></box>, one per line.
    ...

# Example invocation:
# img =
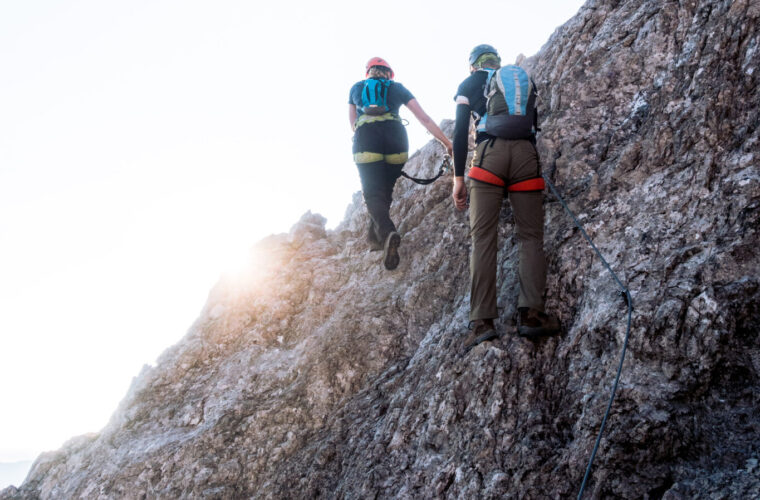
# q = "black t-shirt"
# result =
<box><xmin>453</xmin><ymin>69</ymin><xmax>490</xmax><ymax>121</ymax></box>
<box><xmin>348</xmin><ymin>79</ymin><xmax>415</xmax><ymax>116</ymax></box>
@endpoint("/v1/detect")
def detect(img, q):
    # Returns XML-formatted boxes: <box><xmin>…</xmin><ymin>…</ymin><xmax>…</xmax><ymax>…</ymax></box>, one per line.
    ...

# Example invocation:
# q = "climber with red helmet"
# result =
<box><xmin>349</xmin><ymin>57</ymin><xmax>452</xmax><ymax>270</ymax></box>
<box><xmin>452</xmin><ymin>44</ymin><xmax>560</xmax><ymax>349</ymax></box>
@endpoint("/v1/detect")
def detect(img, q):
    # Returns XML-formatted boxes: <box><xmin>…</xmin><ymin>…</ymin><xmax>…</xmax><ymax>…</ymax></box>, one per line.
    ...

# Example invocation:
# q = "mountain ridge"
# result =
<box><xmin>3</xmin><ymin>0</ymin><xmax>759</xmax><ymax>498</ymax></box>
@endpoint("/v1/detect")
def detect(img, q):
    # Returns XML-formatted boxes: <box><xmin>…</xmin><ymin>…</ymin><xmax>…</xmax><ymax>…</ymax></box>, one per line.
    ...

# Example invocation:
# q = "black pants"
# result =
<box><xmin>356</xmin><ymin>162</ymin><xmax>403</xmax><ymax>245</ymax></box>
<box><xmin>352</xmin><ymin>120</ymin><xmax>408</xmax><ymax>246</ymax></box>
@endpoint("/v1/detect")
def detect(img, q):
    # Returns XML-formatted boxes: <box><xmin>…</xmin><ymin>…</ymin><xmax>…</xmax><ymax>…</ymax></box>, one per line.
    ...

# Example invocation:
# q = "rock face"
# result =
<box><xmin>4</xmin><ymin>0</ymin><xmax>759</xmax><ymax>498</ymax></box>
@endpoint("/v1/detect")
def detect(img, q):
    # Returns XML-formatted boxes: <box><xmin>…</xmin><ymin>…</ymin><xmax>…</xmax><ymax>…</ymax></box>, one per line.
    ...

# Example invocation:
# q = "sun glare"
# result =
<box><xmin>219</xmin><ymin>244</ymin><xmax>258</xmax><ymax>277</ymax></box>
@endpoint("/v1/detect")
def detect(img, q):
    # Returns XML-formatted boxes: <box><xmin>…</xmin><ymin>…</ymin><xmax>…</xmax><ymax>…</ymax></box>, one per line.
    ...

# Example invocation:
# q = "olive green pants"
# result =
<box><xmin>468</xmin><ymin>138</ymin><xmax>546</xmax><ymax>321</ymax></box>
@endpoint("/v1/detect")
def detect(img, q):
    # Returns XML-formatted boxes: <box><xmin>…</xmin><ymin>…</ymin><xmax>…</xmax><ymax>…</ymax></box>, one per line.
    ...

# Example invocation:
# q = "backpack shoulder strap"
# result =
<box><xmin>480</xmin><ymin>68</ymin><xmax>497</xmax><ymax>99</ymax></box>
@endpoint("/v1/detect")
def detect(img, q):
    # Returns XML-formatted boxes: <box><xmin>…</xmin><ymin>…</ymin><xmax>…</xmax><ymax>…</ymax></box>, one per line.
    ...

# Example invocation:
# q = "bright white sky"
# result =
<box><xmin>0</xmin><ymin>0</ymin><xmax>585</xmax><ymax>472</ymax></box>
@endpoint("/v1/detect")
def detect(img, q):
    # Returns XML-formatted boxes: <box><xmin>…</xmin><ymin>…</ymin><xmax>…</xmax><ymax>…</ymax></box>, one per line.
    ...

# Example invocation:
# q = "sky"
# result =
<box><xmin>0</xmin><ymin>0</ymin><xmax>586</xmax><ymax>481</ymax></box>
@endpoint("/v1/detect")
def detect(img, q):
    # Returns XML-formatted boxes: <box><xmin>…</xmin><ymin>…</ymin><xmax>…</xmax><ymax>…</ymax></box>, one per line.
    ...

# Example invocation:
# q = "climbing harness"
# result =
<box><xmin>541</xmin><ymin>175</ymin><xmax>634</xmax><ymax>500</ymax></box>
<box><xmin>353</xmin><ymin>112</ymin><xmax>403</xmax><ymax>130</ymax></box>
<box><xmin>466</xmin><ymin>138</ymin><xmax>545</xmax><ymax>191</ymax></box>
<box><xmin>400</xmin><ymin>155</ymin><xmax>451</xmax><ymax>185</ymax></box>
<box><xmin>468</xmin><ymin>165</ymin><xmax>546</xmax><ymax>192</ymax></box>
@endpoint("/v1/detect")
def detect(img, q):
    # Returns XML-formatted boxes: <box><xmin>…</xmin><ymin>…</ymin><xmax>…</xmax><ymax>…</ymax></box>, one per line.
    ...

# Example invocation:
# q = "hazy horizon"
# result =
<box><xmin>0</xmin><ymin>461</ymin><xmax>34</xmax><ymax>491</ymax></box>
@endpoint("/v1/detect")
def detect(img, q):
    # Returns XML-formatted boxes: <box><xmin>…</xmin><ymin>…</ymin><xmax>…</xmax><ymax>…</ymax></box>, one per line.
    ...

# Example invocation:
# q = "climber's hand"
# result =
<box><xmin>453</xmin><ymin>176</ymin><xmax>467</xmax><ymax>210</ymax></box>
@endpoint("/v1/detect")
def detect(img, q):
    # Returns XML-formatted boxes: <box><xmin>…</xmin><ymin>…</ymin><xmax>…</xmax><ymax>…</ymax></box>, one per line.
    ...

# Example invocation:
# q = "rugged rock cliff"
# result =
<box><xmin>4</xmin><ymin>0</ymin><xmax>759</xmax><ymax>498</ymax></box>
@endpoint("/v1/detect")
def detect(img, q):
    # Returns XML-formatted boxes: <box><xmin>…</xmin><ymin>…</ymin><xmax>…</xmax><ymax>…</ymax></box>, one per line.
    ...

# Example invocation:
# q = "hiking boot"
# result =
<box><xmin>517</xmin><ymin>308</ymin><xmax>561</xmax><ymax>338</ymax></box>
<box><xmin>462</xmin><ymin>319</ymin><xmax>499</xmax><ymax>352</ymax></box>
<box><xmin>369</xmin><ymin>241</ymin><xmax>383</xmax><ymax>252</ymax></box>
<box><xmin>383</xmin><ymin>232</ymin><xmax>401</xmax><ymax>270</ymax></box>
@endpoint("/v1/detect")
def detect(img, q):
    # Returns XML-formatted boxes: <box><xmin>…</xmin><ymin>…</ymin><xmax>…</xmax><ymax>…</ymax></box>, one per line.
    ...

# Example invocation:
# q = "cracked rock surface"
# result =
<box><xmin>3</xmin><ymin>0</ymin><xmax>759</xmax><ymax>498</ymax></box>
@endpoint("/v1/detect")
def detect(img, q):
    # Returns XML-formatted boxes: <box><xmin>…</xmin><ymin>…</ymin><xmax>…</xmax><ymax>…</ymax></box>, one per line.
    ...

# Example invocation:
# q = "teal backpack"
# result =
<box><xmin>477</xmin><ymin>65</ymin><xmax>537</xmax><ymax>139</ymax></box>
<box><xmin>360</xmin><ymin>78</ymin><xmax>392</xmax><ymax>115</ymax></box>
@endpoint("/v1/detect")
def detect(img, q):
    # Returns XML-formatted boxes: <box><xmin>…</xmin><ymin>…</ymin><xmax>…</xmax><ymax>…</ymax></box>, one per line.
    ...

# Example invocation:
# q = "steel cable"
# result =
<box><xmin>542</xmin><ymin>175</ymin><xmax>634</xmax><ymax>500</ymax></box>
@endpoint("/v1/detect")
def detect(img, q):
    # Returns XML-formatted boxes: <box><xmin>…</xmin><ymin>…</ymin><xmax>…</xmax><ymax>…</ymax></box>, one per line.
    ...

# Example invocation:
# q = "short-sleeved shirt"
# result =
<box><xmin>453</xmin><ymin>69</ymin><xmax>491</xmax><ymax>124</ymax></box>
<box><xmin>348</xmin><ymin>79</ymin><xmax>415</xmax><ymax>116</ymax></box>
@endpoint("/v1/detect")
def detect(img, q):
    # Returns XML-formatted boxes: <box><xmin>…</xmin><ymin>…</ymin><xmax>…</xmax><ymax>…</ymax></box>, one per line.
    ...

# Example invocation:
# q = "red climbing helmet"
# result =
<box><xmin>365</xmin><ymin>57</ymin><xmax>394</xmax><ymax>79</ymax></box>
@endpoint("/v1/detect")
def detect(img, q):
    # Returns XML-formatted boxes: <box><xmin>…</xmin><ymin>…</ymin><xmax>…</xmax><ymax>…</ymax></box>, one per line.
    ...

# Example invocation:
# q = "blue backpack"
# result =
<box><xmin>360</xmin><ymin>78</ymin><xmax>392</xmax><ymax>115</ymax></box>
<box><xmin>477</xmin><ymin>65</ymin><xmax>537</xmax><ymax>140</ymax></box>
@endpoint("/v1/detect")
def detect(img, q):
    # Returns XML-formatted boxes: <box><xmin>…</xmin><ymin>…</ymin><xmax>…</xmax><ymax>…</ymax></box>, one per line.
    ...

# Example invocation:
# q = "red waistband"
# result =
<box><xmin>468</xmin><ymin>166</ymin><xmax>545</xmax><ymax>191</ymax></box>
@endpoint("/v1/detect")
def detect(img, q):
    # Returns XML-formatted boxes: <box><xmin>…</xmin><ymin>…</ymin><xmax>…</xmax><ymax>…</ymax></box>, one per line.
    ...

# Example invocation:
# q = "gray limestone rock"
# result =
<box><xmin>3</xmin><ymin>0</ymin><xmax>759</xmax><ymax>498</ymax></box>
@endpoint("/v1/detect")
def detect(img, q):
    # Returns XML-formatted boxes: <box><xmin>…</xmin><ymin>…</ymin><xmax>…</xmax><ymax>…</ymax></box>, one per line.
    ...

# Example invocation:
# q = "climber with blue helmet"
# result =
<box><xmin>452</xmin><ymin>44</ymin><xmax>560</xmax><ymax>349</ymax></box>
<box><xmin>349</xmin><ymin>57</ymin><xmax>453</xmax><ymax>270</ymax></box>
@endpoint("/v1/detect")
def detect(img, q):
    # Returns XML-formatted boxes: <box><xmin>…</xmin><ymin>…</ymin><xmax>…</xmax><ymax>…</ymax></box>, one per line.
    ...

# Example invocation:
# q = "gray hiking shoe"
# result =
<box><xmin>462</xmin><ymin>319</ymin><xmax>499</xmax><ymax>352</ymax></box>
<box><xmin>517</xmin><ymin>308</ymin><xmax>561</xmax><ymax>338</ymax></box>
<box><xmin>383</xmin><ymin>232</ymin><xmax>401</xmax><ymax>270</ymax></box>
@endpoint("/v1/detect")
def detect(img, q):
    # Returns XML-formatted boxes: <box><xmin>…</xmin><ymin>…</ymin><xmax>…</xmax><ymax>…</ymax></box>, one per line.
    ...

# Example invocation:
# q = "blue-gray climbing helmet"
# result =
<box><xmin>469</xmin><ymin>44</ymin><xmax>499</xmax><ymax>66</ymax></box>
